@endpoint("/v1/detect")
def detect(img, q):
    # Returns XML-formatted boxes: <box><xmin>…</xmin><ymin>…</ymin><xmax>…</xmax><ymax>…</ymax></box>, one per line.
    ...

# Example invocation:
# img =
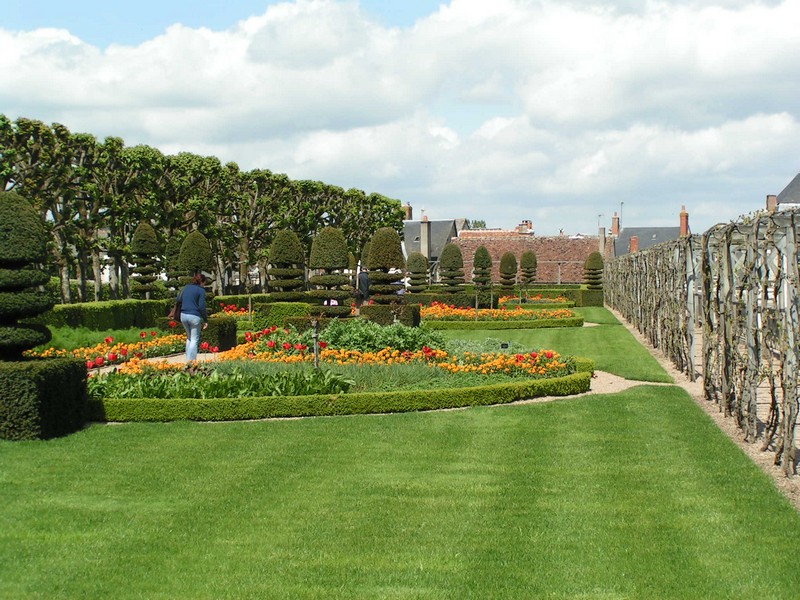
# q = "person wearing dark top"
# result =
<box><xmin>355</xmin><ymin>267</ymin><xmax>370</xmax><ymax>313</ymax></box>
<box><xmin>178</xmin><ymin>273</ymin><xmax>208</xmax><ymax>361</ymax></box>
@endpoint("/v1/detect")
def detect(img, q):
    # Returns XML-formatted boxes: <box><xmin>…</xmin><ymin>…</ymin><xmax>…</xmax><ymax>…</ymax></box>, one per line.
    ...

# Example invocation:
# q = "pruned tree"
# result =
<box><xmin>439</xmin><ymin>243</ymin><xmax>465</xmax><ymax>294</ymax></box>
<box><xmin>308</xmin><ymin>227</ymin><xmax>352</xmax><ymax>317</ymax></box>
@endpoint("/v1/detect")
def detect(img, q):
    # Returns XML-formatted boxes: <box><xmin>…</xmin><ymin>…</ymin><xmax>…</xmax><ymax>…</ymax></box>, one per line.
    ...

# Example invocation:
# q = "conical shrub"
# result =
<box><xmin>438</xmin><ymin>243</ymin><xmax>465</xmax><ymax>294</ymax></box>
<box><xmin>308</xmin><ymin>227</ymin><xmax>352</xmax><ymax>317</ymax></box>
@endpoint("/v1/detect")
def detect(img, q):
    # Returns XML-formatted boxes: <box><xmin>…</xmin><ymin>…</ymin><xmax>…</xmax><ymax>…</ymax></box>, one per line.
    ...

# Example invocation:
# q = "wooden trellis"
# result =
<box><xmin>605</xmin><ymin>209</ymin><xmax>800</xmax><ymax>476</ymax></box>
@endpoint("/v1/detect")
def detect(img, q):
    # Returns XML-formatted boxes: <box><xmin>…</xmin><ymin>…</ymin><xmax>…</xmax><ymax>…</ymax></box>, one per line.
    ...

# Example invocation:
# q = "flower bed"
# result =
<box><xmin>421</xmin><ymin>301</ymin><xmax>575</xmax><ymax>322</ymax></box>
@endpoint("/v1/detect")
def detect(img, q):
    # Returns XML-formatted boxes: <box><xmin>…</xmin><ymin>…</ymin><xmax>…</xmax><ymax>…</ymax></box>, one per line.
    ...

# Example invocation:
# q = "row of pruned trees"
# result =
<box><xmin>0</xmin><ymin>114</ymin><xmax>405</xmax><ymax>302</ymax></box>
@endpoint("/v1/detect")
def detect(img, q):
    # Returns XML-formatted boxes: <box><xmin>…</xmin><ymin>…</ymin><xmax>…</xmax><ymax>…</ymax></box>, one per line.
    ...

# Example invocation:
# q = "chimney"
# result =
<box><xmin>766</xmin><ymin>194</ymin><xmax>777</xmax><ymax>213</ymax></box>
<box><xmin>402</xmin><ymin>204</ymin><xmax>413</xmax><ymax>220</ymax></box>
<box><xmin>679</xmin><ymin>205</ymin><xmax>689</xmax><ymax>237</ymax></box>
<box><xmin>611</xmin><ymin>212</ymin><xmax>620</xmax><ymax>236</ymax></box>
<box><xmin>629</xmin><ymin>235</ymin><xmax>638</xmax><ymax>253</ymax></box>
<box><xmin>598</xmin><ymin>226</ymin><xmax>606</xmax><ymax>253</ymax></box>
<box><xmin>420</xmin><ymin>216</ymin><xmax>431</xmax><ymax>260</ymax></box>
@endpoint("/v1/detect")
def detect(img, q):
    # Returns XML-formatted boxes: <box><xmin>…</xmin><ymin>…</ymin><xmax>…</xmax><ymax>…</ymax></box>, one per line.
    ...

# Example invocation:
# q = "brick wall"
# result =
<box><xmin>452</xmin><ymin>232</ymin><xmax>601</xmax><ymax>284</ymax></box>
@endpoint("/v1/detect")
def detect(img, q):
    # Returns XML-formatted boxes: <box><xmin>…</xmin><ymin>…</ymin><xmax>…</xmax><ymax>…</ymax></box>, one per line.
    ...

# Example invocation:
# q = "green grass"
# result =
<box><xmin>2</xmin><ymin>387</ymin><xmax>798</xmax><ymax>599</ymax></box>
<box><xmin>443</xmin><ymin>307</ymin><xmax>672</xmax><ymax>383</ymax></box>
<box><xmin>35</xmin><ymin>326</ymin><xmax>171</xmax><ymax>352</ymax></box>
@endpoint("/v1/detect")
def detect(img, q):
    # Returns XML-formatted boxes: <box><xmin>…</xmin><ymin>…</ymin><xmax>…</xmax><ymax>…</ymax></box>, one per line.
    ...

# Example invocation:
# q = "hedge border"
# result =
<box><xmin>86</xmin><ymin>371</ymin><xmax>592</xmax><ymax>422</ymax></box>
<box><xmin>421</xmin><ymin>317</ymin><xmax>584</xmax><ymax>330</ymax></box>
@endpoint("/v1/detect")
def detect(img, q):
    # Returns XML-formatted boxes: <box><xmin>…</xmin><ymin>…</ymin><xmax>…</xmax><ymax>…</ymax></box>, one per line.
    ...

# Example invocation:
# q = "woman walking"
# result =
<box><xmin>178</xmin><ymin>273</ymin><xmax>208</xmax><ymax>361</ymax></box>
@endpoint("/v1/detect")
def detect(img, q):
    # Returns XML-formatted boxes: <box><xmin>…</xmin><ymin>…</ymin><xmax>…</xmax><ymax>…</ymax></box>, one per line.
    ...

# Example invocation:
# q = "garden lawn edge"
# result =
<box><xmin>86</xmin><ymin>371</ymin><xmax>592</xmax><ymax>422</ymax></box>
<box><xmin>422</xmin><ymin>316</ymin><xmax>584</xmax><ymax>330</ymax></box>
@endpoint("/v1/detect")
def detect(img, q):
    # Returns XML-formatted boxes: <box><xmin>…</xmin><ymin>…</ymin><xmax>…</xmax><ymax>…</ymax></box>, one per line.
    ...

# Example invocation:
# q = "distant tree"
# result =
<box><xmin>468</xmin><ymin>219</ymin><xmax>486</xmax><ymax>229</ymax></box>
<box><xmin>499</xmin><ymin>252</ymin><xmax>518</xmax><ymax>293</ymax></box>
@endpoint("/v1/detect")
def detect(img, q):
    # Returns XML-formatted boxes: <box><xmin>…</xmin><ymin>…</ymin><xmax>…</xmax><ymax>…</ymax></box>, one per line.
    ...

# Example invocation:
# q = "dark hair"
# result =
<box><xmin>191</xmin><ymin>273</ymin><xmax>206</xmax><ymax>285</ymax></box>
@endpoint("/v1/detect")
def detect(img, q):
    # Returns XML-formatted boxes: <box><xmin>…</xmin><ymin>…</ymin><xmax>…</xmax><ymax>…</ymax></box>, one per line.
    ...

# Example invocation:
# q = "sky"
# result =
<box><xmin>2</xmin><ymin>0</ymin><xmax>799</xmax><ymax>236</ymax></box>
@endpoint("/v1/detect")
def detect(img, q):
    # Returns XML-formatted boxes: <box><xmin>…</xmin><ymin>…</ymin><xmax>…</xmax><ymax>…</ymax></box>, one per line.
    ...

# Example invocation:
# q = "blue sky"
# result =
<box><xmin>2</xmin><ymin>0</ymin><xmax>800</xmax><ymax>236</ymax></box>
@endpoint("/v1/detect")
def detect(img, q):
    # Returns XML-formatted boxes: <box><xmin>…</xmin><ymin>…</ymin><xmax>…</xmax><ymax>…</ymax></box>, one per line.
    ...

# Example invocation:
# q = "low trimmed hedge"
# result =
<box><xmin>213</xmin><ymin>294</ymin><xmax>272</xmax><ymax>310</ymax></box>
<box><xmin>502</xmin><ymin>301</ymin><xmax>575</xmax><ymax>309</ymax></box>
<box><xmin>360</xmin><ymin>304</ymin><xmax>421</xmax><ymax>327</ymax></box>
<box><xmin>421</xmin><ymin>317</ymin><xmax>584</xmax><ymax>330</ymax></box>
<box><xmin>85</xmin><ymin>371</ymin><xmax>592</xmax><ymax>422</ymax></box>
<box><xmin>0</xmin><ymin>357</ymin><xmax>87</xmax><ymax>440</ymax></box>
<box><xmin>253</xmin><ymin>301</ymin><xmax>312</xmax><ymax>329</ymax></box>
<box><xmin>30</xmin><ymin>299</ymin><xmax>171</xmax><ymax>330</ymax></box>
<box><xmin>200</xmin><ymin>316</ymin><xmax>237</xmax><ymax>351</ymax></box>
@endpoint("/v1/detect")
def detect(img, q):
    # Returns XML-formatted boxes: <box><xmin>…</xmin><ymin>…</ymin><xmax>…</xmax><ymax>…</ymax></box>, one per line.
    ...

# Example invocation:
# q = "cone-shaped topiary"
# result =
<box><xmin>472</xmin><ymin>246</ymin><xmax>492</xmax><ymax>290</ymax></box>
<box><xmin>519</xmin><ymin>250</ymin><xmax>537</xmax><ymax>297</ymax></box>
<box><xmin>178</xmin><ymin>231</ymin><xmax>214</xmax><ymax>283</ymax></box>
<box><xmin>499</xmin><ymin>251</ymin><xmax>518</xmax><ymax>293</ymax></box>
<box><xmin>164</xmin><ymin>232</ymin><xmax>185</xmax><ymax>294</ymax></box>
<box><xmin>405</xmin><ymin>252</ymin><xmax>429</xmax><ymax>293</ymax></box>
<box><xmin>584</xmin><ymin>251</ymin><xmax>604</xmax><ymax>290</ymax></box>
<box><xmin>308</xmin><ymin>227</ymin><xmax>352</xmax><ymax>317</ymax></box>
<box><xmin>268</xmin><ymin>229</ymin><xmax>307</xmax><ymax>302</ymax></box>
<box><xmin>366</xmin><ymin>227</ymin><xmax>405</xmax><ymax>304</ymax></box>
<box><xmin>130</xmin><ymin>221</ymin><xmax>162</xmax><ymax>299</ymax></box>
<box><xmin>0</xmin><ymin>191</ymin><xmax>54</xmax><ymax>359</ymax></box>
<box><xmin>438</xmin><ymin>243</ymin><xmax>465</xmax><ymax>294</ymax></box>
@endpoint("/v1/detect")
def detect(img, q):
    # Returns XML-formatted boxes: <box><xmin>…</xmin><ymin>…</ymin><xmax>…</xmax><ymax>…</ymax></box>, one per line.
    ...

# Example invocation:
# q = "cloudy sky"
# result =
<box><xmin>2</xmin><ymin>0</ymin><xmax>799</xmax><ymax>236</ymax></box>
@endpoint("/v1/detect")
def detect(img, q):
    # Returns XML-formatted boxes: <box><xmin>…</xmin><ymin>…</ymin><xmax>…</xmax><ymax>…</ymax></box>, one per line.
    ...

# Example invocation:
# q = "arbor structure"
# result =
<box><xmin>0</xmin><ymin>192</ymin><xmax>54</xmax><ymax>359</ymax></box>
<box><xmin>308</xmin><ymin>227</ymin><xmax>352</xmax><ymax>317</ymax></box>
<box><xmin>267</xmin><ymin>230</ymin><xmax>307</xmax><ymax>302</ymax></box>
<box><xmin>366</xmin><ymin>227</ymin><xmax>405</xmax><ymax>304</ymax></box>
<box><xmin>438</xmin><ymin>243</ymin><xmax>465</xmax><ymax>293</ymax></box>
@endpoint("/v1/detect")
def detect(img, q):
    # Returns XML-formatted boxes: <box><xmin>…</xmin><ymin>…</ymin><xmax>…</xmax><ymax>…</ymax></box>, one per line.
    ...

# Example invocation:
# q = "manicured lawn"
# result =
<box><xmin>2</xmin><ymin>387</ymin><xmax>799</xmax><ymax>599</ymax></box>
<box><xmin>443</xmin><ymin>307</ymin><xmax>672</xmax><ymax>383</ymax></box>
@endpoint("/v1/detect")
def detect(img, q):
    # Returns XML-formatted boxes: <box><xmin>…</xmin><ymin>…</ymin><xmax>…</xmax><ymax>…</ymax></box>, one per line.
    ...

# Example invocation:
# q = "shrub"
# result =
<box><xmin>318</xmin><ymin>318</ymin><xmax>443</xmax><ymax>352</ymax></box>
<box><xmin>438</xmin><ymin>243</ymin><xmax>465</xmax><ymax>293</ymax></box>
<box><xmin>360</xmin><ymin>303</ymin><xmax>420</xmax><ymax>327</ymax></box>
<box><xmin>178</xmin><ymin>231</ymin><xmax>213</xmax><ymax>282</ymax></box>
<box><xmin>0</xmin><ymin>357</ymin><xmax>87</xmax><ymax>440</ymax></box>
<box><xmin>200</xmin><ymin>315</ymin><xmax>237</xmax><ymax>352</ymax></box>
<box><xmin>308</xmin><ymin>227</ymin><xmax>352</xmax><ymax>317</ymax></box>
<box><xmin>584</xmin><ymin>251</ymin><xmax>604</xmax><ymax>290</ymax></box>
<box><xmin>0</xmin><ymin>191</ymin><xmax>54</xmax><ymax>359</ymax></box>
<box><xmin>130</xmin><ymin>221</ymin><xmax>162</xmax><ymax>299</ymax></box>
<box><xmin>472</xmin><ymin>246</ymin><xmax>492</xmax><ymax>290</ymax></box>
<box><xmin>520</xmin><ymin>250</ymin><xmax>537</xmax><ymax>290</ymax></box>
<box><xmin>268</xmin><ymin>230</ymin><xmax>306</xmax><ymax>301</ymax></box>
<box><xmin>406</xmin><ymin>252</ymin><xmax>429</xmax><ymax>293</ymax></box>
<box><xmin>164</xmin><ymin>233</ymin><xmax>185</xmax><ymax>294</ymax></box>
<box><xmin>35</xmin><ymin>299</ymin><xmax>171</xmax><ymax>330</ymax></box>
<box><xmin>366</xmin><ymin>227</ymin><xmax>405</xmax><ymax>303</ymax></box>
<box><xmin>253</xmin><ymin>301</ymin><xmax>311</xmax><ymax>329</ymax></box>
<box><xmin>499</xmin><ymin>252</ymin><xmax>518</xmax><ymax>292</ymax></box>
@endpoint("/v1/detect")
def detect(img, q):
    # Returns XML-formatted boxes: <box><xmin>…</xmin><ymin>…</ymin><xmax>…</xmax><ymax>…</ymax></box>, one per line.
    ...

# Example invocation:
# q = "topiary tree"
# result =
<box><xmin>366</xmin><ymin>227</ymin><xmax>405</xmax><ymax>304</ymax></box>
<box><xmin>438</xmin><ymin>243</ymin><xmax>465</xmax><ymax>294</ymax></box>
<box><xmin>178</xmin><ymin>230</ymin><xmax>214</xmax><ymax>284</ymax></box>
<box><xmin>0</xmin><ymin>192</ymin><xmax>54</xmax><ymax>360</ymax></box>
<box><xmin>405</xmin><ymin>252</ymin><xmax>429</xmax><ymax>293</ymax></box>
<box><xmin>130</xmin><ymin>221</ymin><xmax>162</xmax><ymax>299</ymax></box>
<box><xmin>267</xmin><ymin>229</ymin><xmax>307</xmax><ymax>302</ymax></box>
<box><xmin>584</xmin><ymin>251</ymin><xmax>604</xmax><ymax>290</ymax></box>
<box><xmin>164</xmin><ymin>232</ymin><xmax>186</xmax><ymax>295</ymax></box>
<box><xmin>472</xmin><ymin>246</ymin><xmax>492</xmax><ymax>290</ymax></box>
<box><xmin>308</xmin><ymin>227</ymin><xmax>352</xmax><ymax>317</ymax></box>
<box><xmin>519</xmin><ymin>250</ymin><xmax>537</xmax><ymax>298</ymax></box>
<box><xmin>499</xmin><ymin>251</ymin><xmax>518</xmax><ymax>293</ymax></box>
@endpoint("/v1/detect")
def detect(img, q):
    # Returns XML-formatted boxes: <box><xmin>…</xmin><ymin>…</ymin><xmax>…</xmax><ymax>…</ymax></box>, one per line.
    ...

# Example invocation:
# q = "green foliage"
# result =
<box><xmin>367</xmin><ymin>227</ymin><xmax>405</xmax><ymax>271</ymax></box>
<box><xmin>423</xmin><ymin>317</ymin><xmax>584</xmax><ymax>330</ymax></box>
<box><xmin>253</xmin><ymin>301</ymin><xmax>311</xmax><ymax>329</ymax></box>
<box><xmin>268</xmin><ymin>230</ymin><xmax>306</xmax><ymax>298</ymax></box>
<box><xmin>472</xmin><ymin>246</ymin><xmax>493</xmax><ymax>289</ymax></box>
<box><xmin>130</xmin><ymin>221</ymin><xmax>160</xmax><ymax>255</ymax></box>
<box><xmin>308</xmin><ymin>227</ymin><xmax>352</xmax><ymax>316</ymax></box>
<box><xmin>584</xmin><ymin>251</ymin><xmax>604</xmax><ymax>290</ymax></box>
<box><xmin>405</xmin><ymin>252</ymin><xmax>429</xmax><ymax>293</ymax></box>
<box><xmin>405</xmin><ymin>291</ymin><xmax>497</xmax><ymax>309</ymax></box>
<box><xmin>200</xmin><ymin>315</ymin><xmax>237</xmax><ymax>352</ymax></box>
<box><xmin>178</xmin><ymin>231</ymin><xmax>213</xmax><ymax>278</ymax></box>
<box><xmin>519</xmin><ymin>250</ymin><xmax>537</xmax><ymax>286</ymax></box>
<box><xmin>438</xmin><ymin>243</ymin><xmax>465</xmax><ymax>293</ymax></box>
<box><xmin>86</xmin><ymin>372</ymin><xmax>591</xmax><ymax>422</ymax></box>
<box><xmin>88</xmin><ymin>365</ymin><xmax>352</xmax><ymax>400</ymax></box>
<box><xmin>360</xmin><ymin>303</ymin><xmax>420</xmax><ymax>327</ymax></box>
<box><xmin>269</xmin><ymin>229</ymin><xmax>305</xmax><ymax>267</ymax></box>
<box><xmin>130</xmin><ymin>221</ymin><xmax>162</xmax><ymax>298</ymax></box>
<box><xmin>164</xmin><ymin>233</ymin><xmax>185</xmax><ymax>293</ymax></box>
<box><xmin>0</xmin><ymin>357</ymin><xmax>87</xmax><ymax>440</ymax></box>
<box><xmin>0</xmin><ymin>191</ymin><xmax>53</xmax><ymax>358</ymax></box>
<box><xmin>31</xmin><ymin>299</ymin><xmax>171</xmax><ymax>330</ymax></box>
<box><xmin>309</xmin><ymin>227</ymin><xmax>348</xmax><ymax>270</ymax></box>
<box><xmin>499</xmin><ymin>252</ymin><xmax>518</xmax><ymax>291</ymax></box>
<box><xmin>320</xmin><ymin>318</ymin><xmax>442</xmax><ymax>352</ymax></box>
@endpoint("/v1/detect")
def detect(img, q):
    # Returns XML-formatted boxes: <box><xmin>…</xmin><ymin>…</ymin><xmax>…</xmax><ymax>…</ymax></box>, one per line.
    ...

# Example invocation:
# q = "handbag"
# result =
<box><xmin>168</xmin><ymin>293</ymin><xmax>182</xmax><ymax>320</ymax></box>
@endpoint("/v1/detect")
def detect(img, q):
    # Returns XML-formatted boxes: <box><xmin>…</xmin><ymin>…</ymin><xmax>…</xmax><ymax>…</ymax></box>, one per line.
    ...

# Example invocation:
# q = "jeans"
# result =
<box><xmin>181</xmin><ymin>313</ymin><xmax>203</xmax><ymax>361</ymax></box>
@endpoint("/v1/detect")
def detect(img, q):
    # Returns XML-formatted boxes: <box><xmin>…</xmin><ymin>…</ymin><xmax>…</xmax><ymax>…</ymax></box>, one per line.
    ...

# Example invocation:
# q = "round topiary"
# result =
<box><xmin>268</xmin><ymin>229</ymin><xmax>307</xmax><ymax>302</ymax></box>
<box><xmin>499</xmin><ymin>251</ymin><xmax>518</xmax><ymax>292</ymax></box>
<box><xmin>178</xmin><ymin>230</ymin><xmax>214</xmax><ymax>281</ymax></box>
<box><xmin>130</xmin><ymin>221</ymin><xmax>162</xmax><ymax>299</ymax></box>
<box><xmin>438</xmin><ymin>243</ymin><xmax>465</xmax><ymax>294</ymax></box>
<box><xmin>584</xmin><ymin>251</ymin><xmax>604</xmax><ymax>290</ymax></box>
<box><xmin>366</xmin><ymin>227</ymin><xmax>405</xmax><ymax>304</ymax></box>
<box><xmin>0</xmin><ymin>191</ymin><xmax>54</xmax><ymax>359</ymax></box>
<box><xmin>308</xmin><ymin>227</ymin><xmax>352</xmax><ymax>317</ymax></box>
<box><xmin>405</xmin><ymin>252</ymin><xmax>429</xmax><ymax>293</ymax></box>
<box><xmin>472</xmin><ymin>246</ymin><xmax>492</xmax><ymax>289</ymax></box>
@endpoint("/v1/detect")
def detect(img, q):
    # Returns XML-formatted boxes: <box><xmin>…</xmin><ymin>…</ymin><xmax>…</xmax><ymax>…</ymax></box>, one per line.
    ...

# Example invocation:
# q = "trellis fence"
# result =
<box><xmin>605</xmin><ymin>210</ymin><xmax>800</xmax><ymax>476</ymax></box>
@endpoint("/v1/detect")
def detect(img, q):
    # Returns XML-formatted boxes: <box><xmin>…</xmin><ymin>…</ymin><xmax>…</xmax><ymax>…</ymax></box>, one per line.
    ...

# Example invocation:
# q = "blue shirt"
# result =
<box><xmin>178</xmin><ymin>283</ymin><xmax>207</xmax><ymax>320</ymax></box>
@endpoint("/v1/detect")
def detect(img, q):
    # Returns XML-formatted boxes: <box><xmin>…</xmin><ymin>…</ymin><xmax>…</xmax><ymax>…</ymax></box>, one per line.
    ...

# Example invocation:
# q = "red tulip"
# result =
<box><xmin>108</xmin><ymin>353</ymin><xmax>117</xmax><ymax>362</ymax></box>
<box><xmin>94</xmin><ymin>356</ymin><xmax>104</xmax><ymax>367</ymax></box>
<box><xmin>168</xmin><ymin>320</ymin><xmax>177</xmax><ymax>328</ymax></box>
<box><xmin>140</xmin><ymin>332</ymin><xmax>147</xmax><ymax>338</ymax></box>
<box><xmin>318</xmin><ymin>341</ymin><xmax>327</xmax><ymax>349</ymax></box>
<box><xmin>86</xmin><ymin>360</ymin><xmax>94</xmax><ymax>369</ymax></box>
<box><xmin>545</xmin><ymin>351</ymin><xmax>554</xmax><ymax>359</ymax></box>
<box><xmin>120</xmin><ymin>347</ymin><xmax>128</xmax><ymax>356</ymax></box>
<box><xmin>267</xmin><ymin>340</ymin><xmax>276</xmax><ymax>349</ymax></box>
<box><xmin>104</xmin><ymin>336</ymin><xmax>113</xmax><ymax>344</ymax></box>
<box><xmin>200</xmin><ymin>341</ymin><xmax>209</xmax><ymax>350</ymax></box>
<box><xmin>211</xmin><ymin>346</ymin><xmax>219</xmax><ymax>353</ymax></box>
<box><xmin>282</xmin><ymin>342</ymin><xmax>291</xmax><ymax>350</ymax></box>
<box><xmin>244</xmin><ymin>332</ymin><xmax>252</xmax><ymax>342</ymax></box>
<box><xmin>530</xmin><ymin>352</ymin><xmax>538</xmax><ymax>360</ymax></box>
<box><xmin>150</xmin><ymin>331</ymin><xmax>157</xmax><ymax>337</ymax></box>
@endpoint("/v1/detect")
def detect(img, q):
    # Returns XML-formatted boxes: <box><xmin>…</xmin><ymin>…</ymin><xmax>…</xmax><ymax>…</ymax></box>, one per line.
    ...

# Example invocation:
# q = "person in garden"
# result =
<box><xmin>355</xmin><ymin>267</ymin><xmax>370</xmax><ymax>312</ymax></box>
<box><xmin>178</xmin><ymin>273</ymin><xmax>208</xmax><ymax>361</ymax></box>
